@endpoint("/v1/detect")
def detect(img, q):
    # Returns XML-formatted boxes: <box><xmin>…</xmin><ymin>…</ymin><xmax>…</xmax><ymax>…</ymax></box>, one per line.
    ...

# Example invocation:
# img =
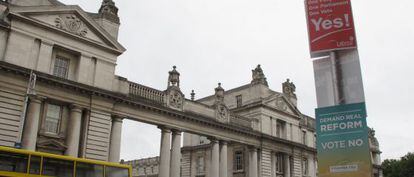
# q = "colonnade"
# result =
<box><xmin>158</xmin><ymin>127</ymin><xmax>182</xmax><ymax>177</ymax></box>
<box><xmin>21</xmin><ymin>97</ymin><xmax>297</xmax><ymax>177</ymax></box>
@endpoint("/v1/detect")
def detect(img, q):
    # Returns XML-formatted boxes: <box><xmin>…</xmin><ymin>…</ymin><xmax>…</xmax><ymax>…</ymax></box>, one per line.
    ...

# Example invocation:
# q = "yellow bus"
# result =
<box><xmin>0</xmin><ymin>146</ymin><xmax>132</xmax><ymax>177</ymax></box>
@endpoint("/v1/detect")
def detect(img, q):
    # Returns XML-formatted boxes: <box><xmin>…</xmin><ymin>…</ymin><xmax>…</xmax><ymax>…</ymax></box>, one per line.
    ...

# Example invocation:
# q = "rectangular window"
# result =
<box><xmin>302</xmin><ymin>130</ymin><xmax>307</xmax><ymax>145</ymax></box>
<box><xmin>53</xmin><ymin>57</ymin><xmax>70</xmax><ymax>78</ymax></box>
<box><xmin>276</xmin><ymin>120</ymin><xmax>285</xmax><ymax>138</ymax></box>
<box><xmin>0</xmin><ymin>150</ymin><xmax>28</xmax><ymax>173</ymax></box>
<box><xmin>105</xmin><ymin>166</ymin><xmax>129</xmax><ymax>177</ymax></box>
<box><xmin>44</xmin><ymin>103</ymin><xmax>62</xmax><ymax>134</ymax></box>
<box><xmin>42</xmin><ymin>157</ymin><xmax>73</xmax><ymax>177</ymax></box>
<box><xmin>29</xmin><ymin>156</ymin><xmax>41</xmax><ymax>175</ymax></box>
<box><xmin>76</xmin><ymin>162</ymin><xmax>104</xmax><ymax>177</ymax></box>
<box><xmin>275</xmin><ymin>153</ymin><xmax>284</xmax><ymax>175</ymax></box>
<box><xmin>302</xmin><ymin>158</ymin><xmax>308</xmax><ymax>176</ymax></box>
<box><xmin>234</xmin><ymin>150</ymin><xmax>244</xmax><ymax>171</ymax></box>
<box><xmin>236</xmin><ymin>95</ymin><xmax>242</xmax><ymax>108</ymax></box>
<box><xmin>196</xmin><ymin>156</ymin><xmax>204</xmax><ymax>175</ymax></box>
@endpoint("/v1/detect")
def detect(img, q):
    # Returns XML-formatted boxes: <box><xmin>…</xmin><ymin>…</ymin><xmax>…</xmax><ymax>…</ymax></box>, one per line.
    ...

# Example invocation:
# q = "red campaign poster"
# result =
<box><xmin>305</xmin><ymin>0</ymin><xmax>357</xmax><ymax>55</ymax></box>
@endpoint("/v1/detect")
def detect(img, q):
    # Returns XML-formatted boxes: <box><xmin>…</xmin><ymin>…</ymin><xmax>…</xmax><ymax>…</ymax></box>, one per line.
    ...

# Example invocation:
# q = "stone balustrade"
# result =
<box><xmin>129</xmin><ymin>81</ymin><xmax>165</xmax><ymax>104</ymax></box>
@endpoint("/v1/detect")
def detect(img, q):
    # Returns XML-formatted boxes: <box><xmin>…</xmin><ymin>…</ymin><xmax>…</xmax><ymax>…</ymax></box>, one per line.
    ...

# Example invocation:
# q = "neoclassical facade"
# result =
<box><xmin>180</xmin><ymin>66</ymin><xmax>317</xmax><ymax>177</ymax></box>
<box><xmin>0</xmin><ymin>0</ymin><xmax>126</xmax><ymax>161</ymax></box>
<box><xmin>125</xmin><ymin>66</ymin><xmax>318</xmax><ymax>177</ymax></box>
<box><xmin>0</xmin><ymin>1</ymin><xmax>320</xmax><ymax>177</ymax></box>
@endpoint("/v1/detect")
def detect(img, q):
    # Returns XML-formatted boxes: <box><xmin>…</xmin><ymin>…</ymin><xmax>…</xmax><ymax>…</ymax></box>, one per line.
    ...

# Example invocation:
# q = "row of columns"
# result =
<box><xmin>210</xmin><ymin>139</ymin><xmax>229</xmax><ymax>177</ymax></box>
<box><xmin>21</xmin><ymin>96</ymin><xmax>124</xmax><ymax>162</ymax></box>
<box><xmin>21</xmin><ymin>96</ymin><xmax>86</xmax><ymax>156</ymax></box>
<box><xmin>159</xmin><ymin>127</ymin><xmax>182</xmax><ymax>177</ymax></box>
<box><xmin>210</xmin><ymin>139</ymin><xmax>261</xmax><ymax>177</ymax></box>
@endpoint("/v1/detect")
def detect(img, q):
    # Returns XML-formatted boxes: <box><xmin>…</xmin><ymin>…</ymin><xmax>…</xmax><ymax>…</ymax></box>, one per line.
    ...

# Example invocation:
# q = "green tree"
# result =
<box><xmin>382</xmin><ymin>152</ymin><xmax>414</xmax><ymax>177</ymax></box>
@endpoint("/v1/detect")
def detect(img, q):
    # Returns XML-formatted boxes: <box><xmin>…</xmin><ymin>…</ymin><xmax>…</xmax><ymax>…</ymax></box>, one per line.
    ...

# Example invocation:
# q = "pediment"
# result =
<box><xmin>9</xmin><ymin>5</ymin><xmax>125</xmax><ymax>53</ymax></box>
<box><xmin>37</xmin><ymin>138</ymin><xmax>67</xmax><ymax>151</ymax></box>
<box><xmin>263</xmin><ymin>93</ymin><xmax>301</xmax><ymax>117</ymax></box>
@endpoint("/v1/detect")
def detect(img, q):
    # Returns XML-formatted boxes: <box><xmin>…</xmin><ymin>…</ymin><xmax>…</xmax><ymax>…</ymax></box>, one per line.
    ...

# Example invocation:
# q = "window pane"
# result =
<box><xmin>29</xmin><ymin>155</ymin><xmax>41</xmax><ymax>174</ymax></box>
<box><xmin>53</xmin><ymin>57</ymin><xmax>69</xmax><ymax>78</ymax></box>
<box><xmin>196</xmin><ymin>156</ymin><xmax>204</xmax><ymax>174</ymax></box>
<box><xmin>76</xmin><ymin>162</ymin><xmax>104</xmax><ymax>177</ymax></box>
<box><xmin>276</xmin><ymin>154</ymin><xmax>284</xmax><ymax>173</ymax></box>
<box><xmin>234</xmin><ymin>151</ymin><xmax>243</xmax><ymax>171</ymax></box>
<box><xmin>42</xmin><ymin>157</ymin><xmax>73</xmax><ymax>177</ymax></box>
<box><xmin>45</xmin><ymin>104</ymin><xmax>61</xmax><ymax>134</ymax></box>
<box><xmin>105</xmin><ymin>166</ymin><xmax>129</xmax><ymax>177</ymax></box>
<box><xmin>0</xmin><ymin>150</ymin><xmax>28</xmax><ymax>173</ymax></box>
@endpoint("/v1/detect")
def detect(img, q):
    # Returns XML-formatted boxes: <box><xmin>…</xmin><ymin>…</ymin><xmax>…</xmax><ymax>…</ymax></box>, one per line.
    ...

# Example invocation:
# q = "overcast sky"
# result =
<box><xmin>60</xmin><ymin>0</ymin><xmax>414</xmax><ymax>161</ymax></box>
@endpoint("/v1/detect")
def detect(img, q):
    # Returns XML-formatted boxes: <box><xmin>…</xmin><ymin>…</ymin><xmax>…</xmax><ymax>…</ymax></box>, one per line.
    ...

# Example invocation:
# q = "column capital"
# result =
<box><xmin>112</xmin><ymin>114</ymin><xmax>126</xmax><ymax>123</ymax></box>
<box><xmin>208</xmin><ymin>136</ymin><xmax>219</xmax><ymax>143</ymax></box>
<box><xmin>158</xmin><ymin>126</ymin><xmax>171</xmax><ymax>133</ymax></box>
<box><xmin>219</xmin><ymin>140</ymin><xmax>228</xmax><ymax>145</ymax></box>
<box><xmin>69</xmin><ymin>104</ymin><xmax>83</xmax><ymax>113</ymax></box>
<box><xmin>29</xmin><ymin>95</ymin><xmax>45</xmax><ymax>104</ymax></box>
<box><xmin>41</xmin><ymin>39</ymin><xmax>54</xmax><ymax>46</ymax></box>
<box><xmin>248</xmin><ymin>146</ymin><xmax>258</xmax><ymax>152</ymax></box>
<box><xmin>171</xmin><ymin>129</ymin><xmax>182</xmax><ymax>135</ymax></box>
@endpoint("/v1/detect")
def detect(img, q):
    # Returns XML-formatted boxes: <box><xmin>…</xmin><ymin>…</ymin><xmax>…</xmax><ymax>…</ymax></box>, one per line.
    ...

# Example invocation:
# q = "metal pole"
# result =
<box><xmin>330</xmin><ymin>51</ymin><xmax>345</xmax><ymax>105</ymax></box>
<box><xmin>15</xmin><ymin>70</ymin><xmax>36</xmax><ymax>148</ymax></box>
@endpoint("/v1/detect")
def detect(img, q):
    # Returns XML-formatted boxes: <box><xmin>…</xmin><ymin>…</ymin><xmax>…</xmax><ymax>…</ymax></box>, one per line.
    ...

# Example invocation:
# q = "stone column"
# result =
<box><xmin>219</xmin><ymin>141</ymin><xmax>228</xmax><ymax>177</ymax></box>
<box><xmin>64</xmin><ymin>105</ymin><xmax>83</xmax><ymax>157</ymax></box>
<box><xmin>271</xmin><ymin>152</ymin><xmax>277</xmax><ymax>177</ymax></box>
<box><xmin>159</xmin><ymin>127</ymin><xmax>171</xmax><ymax>177</ymax></box>
<box><xmin>284</xmin><ymin>154</ymin><xmax>291</xmax><ymax>177</ymax></box>
<box><xmin>249</xmin><ymin>147</ymin><xmax>258</xmax><ymax>177</ymax></box>
<box><xmin>21</xmin><ymin>96</ymin><xmax>42</xmax><ymax>150</ymax></box>
<box><xmin>210</xmin><ymin>139</ymin><xmax>220</xmax><ymax>177</ymax></box>
<box><xmin>108</xmin><ymin>116</ymin><xmax>124</xmax><ymax>162</ymax></box>
<box><xmin>170</xmin><ymin>130</ymin><xmax>182</xmax><ymax>177</ymax></box>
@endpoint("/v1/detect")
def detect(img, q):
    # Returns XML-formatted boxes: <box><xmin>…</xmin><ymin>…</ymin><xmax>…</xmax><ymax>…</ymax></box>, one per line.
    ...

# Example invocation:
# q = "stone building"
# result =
<box><xmin>0</xmin><ymin>0</ymin><xmax>126</xmax><ymax>161</ymax></box>
<box><xmin>124</xmin><ymin>157</ymin><xmax>160</xmax><ymax>177</ymax></box>
<box><xmin>0</xmin><ymin>1</ymin><xmax>318</xmax><ymax>176</ymax></box>
<box><xmin>181</xmin><ymin>66</ymin><xmax>317</xmax><ymax>177</ymax></box>
<box><xmin>124</xmin><ymin>65</ymin><xmax>318</xmax><ymax>177</ymax></box>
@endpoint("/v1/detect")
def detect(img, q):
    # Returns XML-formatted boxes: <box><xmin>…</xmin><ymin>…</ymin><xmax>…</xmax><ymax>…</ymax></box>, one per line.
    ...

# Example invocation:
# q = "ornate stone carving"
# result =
<box><xmin>275</xmin><ymin>96</ymin><xmax>287</xmax><ymax>111</ymax></box>
<box><xmin>251</xmin><ymin>64</ymin><xmax>268</xmax><ymax>86</ymax></box>
<box><xmin>282</xmin><ymin>79</ymin><xmax>296</xmax><ymax>98</ymax></box>
<box><xmin>168</xmin><ymin>89</ymin><xmax>183</xmax><ymax>110</ymax></box>
<box><xmin>216</xmin><ymin>104</ymin><xmax>229</xmax><ymax>123</ymax></box>
<box><xmin>213</xmin><ymin>83</ymin><xmax>229</xmax><ymax>123</ymax></box>
<box><xmin>55</xmin><ymin>15</ymin><xmax>88</xmax><ymax>37</ymax></box>
<box><xmin>165</xmin><ymin>66</ymin><xmax>184</xmax><ymax>110</ymax></box>
<box><xmin>168</xmin><ymin>66</ymin><xmax>180</xmax><ymax>88</ymax></box>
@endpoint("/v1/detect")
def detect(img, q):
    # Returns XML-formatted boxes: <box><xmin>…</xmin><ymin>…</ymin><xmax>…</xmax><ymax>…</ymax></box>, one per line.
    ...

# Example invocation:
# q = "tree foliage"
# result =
<box><xmin>382</xmin><ymin>152</ymin><xmax>414</xmax><ymax>177</ymax></box>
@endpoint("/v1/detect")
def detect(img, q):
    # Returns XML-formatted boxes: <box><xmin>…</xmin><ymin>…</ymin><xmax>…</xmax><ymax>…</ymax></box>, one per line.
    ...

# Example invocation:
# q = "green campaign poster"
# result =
<box><xmin>316</xmin><ymin>102</ymin><xmax>372</xmax><ymax>177</ymax></box>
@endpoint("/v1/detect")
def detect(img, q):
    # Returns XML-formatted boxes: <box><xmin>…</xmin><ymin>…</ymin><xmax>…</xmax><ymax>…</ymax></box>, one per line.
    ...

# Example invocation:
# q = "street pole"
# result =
<box><xmin>15</xmin><ymin>70</ymin><xmax>36</xmax><ymax>148</ymax></box>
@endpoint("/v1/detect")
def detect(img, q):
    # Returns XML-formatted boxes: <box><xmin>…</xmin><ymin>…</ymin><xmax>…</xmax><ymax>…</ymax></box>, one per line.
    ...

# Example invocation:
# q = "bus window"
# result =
<box><xmin>76</xmin><ymin>162</ymin><xmax>104</xmax><ymax>177</ymax></box>
<box><xmin>105</xmin><ymin>166</ymin><xmax>129</xmax><ymax>177</ymax></box>
<box><xmin>0</xmin><ymin>150</ymin><xmax>28</xmax><ymax>173</ymax></box>
<box><xmin>42</xmin><ymin>157</ymin><xmax>73</xmax><ymax>177</ymax></box>
<box><xmin>29</xmin><ymin>155</ymin><xmax>41</xmax><ymax>174</ymax></box>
